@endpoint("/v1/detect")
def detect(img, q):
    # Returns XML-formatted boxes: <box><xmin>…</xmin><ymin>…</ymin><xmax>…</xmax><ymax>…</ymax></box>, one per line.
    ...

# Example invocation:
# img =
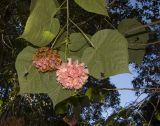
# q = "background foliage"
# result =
<box><xmin>0</xmin><ymin>0</ymin><xmax>160</xmax><ymax>126</ymax></box>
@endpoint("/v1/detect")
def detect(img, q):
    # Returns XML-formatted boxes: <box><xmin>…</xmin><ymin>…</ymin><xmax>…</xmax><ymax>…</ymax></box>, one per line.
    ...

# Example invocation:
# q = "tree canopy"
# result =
<box><xmin>0</xmin><ymin>0</ymin><xmax>160</xmax><ymax>126</ymax></box>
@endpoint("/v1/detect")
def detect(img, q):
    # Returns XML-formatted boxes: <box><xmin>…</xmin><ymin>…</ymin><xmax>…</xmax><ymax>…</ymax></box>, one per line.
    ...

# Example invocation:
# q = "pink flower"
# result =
<box><xmin>32</xmin><ymin>47</ymin><xmax>61</xmax><ymax>72</ymax></box>
<box><xmin>56</xmin><ymin>58</ymin><xmax>89</xmax><ymax>90</ymax></box>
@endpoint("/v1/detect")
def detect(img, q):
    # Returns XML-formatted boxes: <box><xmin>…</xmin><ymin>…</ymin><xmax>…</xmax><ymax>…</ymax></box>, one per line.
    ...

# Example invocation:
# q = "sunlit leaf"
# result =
<box><xmin>21</xmin><ymin>0</ymin><xmax>60</xmax><ymax>47</ymax></box>
<box><xmin>85</xmin><ymin>87</ymin><xmax>93</xmax><ymax>100</ymax></box>
<box><xmin>15</xmin><ymin>46</ymin><xmax>75</xmax><ymax>106</ymax></box>
<box><xmin>82</xmin><ymin>29</ymin><xmax>129</xmax><ymax>79</ymax></box>
<box><xmin>74</xmin><ymin>0</ymin><xmax>108</xmax><ymax>16</ymax></box>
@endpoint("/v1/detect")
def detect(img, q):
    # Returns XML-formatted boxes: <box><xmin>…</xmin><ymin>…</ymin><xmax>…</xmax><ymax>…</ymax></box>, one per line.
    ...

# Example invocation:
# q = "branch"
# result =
<box><xmin>69</xmin><ymin>18</ymin><xmax>95</xmax><ymax>48</ymax></box>
<box><xmin>109</xmin><ymin>0</ymin><xmax>116</xmax><ymax>6</ymax></box>
<box><xmin>102</xmin><ymin>87</ymin><xmax>160</xmax><ymax>92</ymax></box>
<box><xmin>129</xmin><ymin>40</ymin><xmax>160</xmax><ymax>46</ymax></box>
<box><xmin>104</xmin><ymin>18</ymin><xmax>116</xmax><ymax>29</ymax></box>
<box><xmin>65</xmin><ymin>0</ymin><xmax>69</xmax><ymax>60</ymax></box>
<box><xmin>148</xmin><ymin>99</ymin><xmax>160</xmax><ymax>126</ymax></box>
<box><xmin>76</xmin><ymin>15</ymin><xmax>97</xmax><ymax>26</ymax></box>
<box><xmin>124</xmin><ymin>20</ymin><xmax>160</xmax><ymax>35</ymax></box>
<box><xmin>51</xmin><ymin>24</ymin><xmax>66</xmax><ymax>48</ymax></box>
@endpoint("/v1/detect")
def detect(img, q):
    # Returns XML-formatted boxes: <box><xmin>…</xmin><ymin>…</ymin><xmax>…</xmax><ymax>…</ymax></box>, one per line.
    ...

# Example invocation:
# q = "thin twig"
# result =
<box><xmin>64</xmin><ymin>0</ymin><xmax>70</xmax><ymax>60</ymax></box>
<box><xmin>109</xmin><ymin>0</ymin><xmax>116</xmax><ymax>6</ymax></box>
<box><xmin>69</xmin><ymin>18</ymin><xmax>95</xmax><ymax>48</ymax></box>
<box><xmin>129</xmin><ymin>40</ymin><xmax>160</xmax><ymax>46</ymax></box>
<box><xmin>51</xmin><ymin>0</ymin><xmax>67</xmax><ymax>48</ymax></box>
<box><xmin>51</xmin><ymin>24</ymin><xmax>67</xmax><ymax>48</ymax></box>
<box><xmin>1</xmin><ymin>34</ymin><xmax>12</xmax><ymax>49</ymax></box>
<box><xmin>102</xmin><ymin>87</ymin><xmax>160</xmax><ymax>92</ymax></box>
<box><xmin>76</xmin><ymin>15</ymin><xmax>97</xmax><ymax>26</ymax></box>
<box><xmin>66</xmin><ymin>0</ymin><xmax>69</xmax><ymax>38</ymax></box>
<box><xmin>104</xmin><ymin>18</ymin><xmax>116</xmax><ymax>29</ymax></box>
<box><xmin>148</xmin><ymin>99</ymin><xmax>160</xmax><ymax>126</ymax></box>
<box><xmin>55</xmin><ymin>0</ymin><xmax>66</xmax><ymax>14</ymax></box>
<box><xmin>124</xmin><ymin>20</ymin><xmax>160</xmax><ymax>35</ymax></box>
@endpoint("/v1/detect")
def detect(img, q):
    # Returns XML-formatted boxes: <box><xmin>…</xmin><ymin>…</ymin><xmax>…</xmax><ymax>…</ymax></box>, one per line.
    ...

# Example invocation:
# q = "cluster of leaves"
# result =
<box><xmin>15</xmin><ymin>0</ymin><xmax>151</xmax><ymax>109</ymax></box>
<box><xmin>15</xmin><ymin>0</ymin><xmax>130</xmax><ymax>108</ymax></box>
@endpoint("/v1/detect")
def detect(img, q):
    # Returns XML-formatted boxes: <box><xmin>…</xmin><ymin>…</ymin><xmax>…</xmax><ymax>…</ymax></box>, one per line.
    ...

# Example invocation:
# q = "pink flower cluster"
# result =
<box><xmin>56</xmin><ymin>58</ymin><xmax>89</xmax><ymax>90</ymax></box>
<box><xmin>32</xmin><ymin>47</ymin><xmax>61</xmax><ymax>72</ymax></box>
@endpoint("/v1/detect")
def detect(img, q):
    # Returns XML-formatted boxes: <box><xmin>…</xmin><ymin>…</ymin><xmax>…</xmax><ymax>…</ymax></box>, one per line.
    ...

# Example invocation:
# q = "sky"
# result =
<box><xmin>130</xmin><ymin>0</ymin><xmax>137</xmax><ymax>7</ymax></box>
<box><xmin>110</xmin><ymin>72</ymin><xmax>146</xmax><ymax>107</ymax></box>
<box><xmin>108</xmin><ymin>0</ymin><xmax>148</xmax><ymax>108</ymax></box>
<box><xmin>100</xmin><ymin>65</ymin><xmax>147</xmax><ymax>120</ymax></box>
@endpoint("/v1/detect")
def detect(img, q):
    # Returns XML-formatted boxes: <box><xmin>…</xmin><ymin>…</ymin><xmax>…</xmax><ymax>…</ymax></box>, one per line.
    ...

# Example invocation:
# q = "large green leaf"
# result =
<box><xmin>21</xmin><ymin>0</ymin><xmax>60</xmax><ymax>47</ymax></box>
<box><xmin>15</xmin><ymin>46</ymin><xmax>75</xmax><ymax>106</ymax></box>
<box><xmin>81</xmin><ymin>29</ymin><xmax>129</xmax><ymax>79</ymax></box>
<box><xmin>30</xmin><ymin>0</ymin><xmax>59</xmax><ymax>12</ymax></box>
<box><xmin>74</xmin><ymin>0</ymin><xmax>108</xmax><ymax>16</ymax></box>
<box><xmin>118</xmin><ymin>18</ymin><xmax>149</xmax><ymax>64</ymax></box>
<box><xmin>30</xmin><ymin>0</ymin><xmax>38</xmax><ymax>11</ymax></box>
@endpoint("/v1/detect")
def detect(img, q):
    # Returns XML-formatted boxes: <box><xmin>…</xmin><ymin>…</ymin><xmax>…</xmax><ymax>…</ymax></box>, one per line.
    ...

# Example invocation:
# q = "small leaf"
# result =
<box><xmin>20</xmin><ymin>0</ymin><xmax>60</xmax><ymax>47</ymax></box>
<box><xmin>118</xmin><ymin>18</ymin><xmax>149</xmax><ymax>64</ymax></box>
<box><xmin>55</xmin><ymin>101</ymin><xmax>68</xmax><ymax>114</ymax></box>
<box><xmin>15</xmin><ymin>46</ymin><xmax>75</xmax><ymax>106</ymax></box>
<box><xmin>74</xmin><ymin>0</ymin><xmax>108</xmax><ymax>16</ymax></box>
<box><xmin>69</xmin><ymin>33</ymin><xmax>90</xmax><ymax>58</ymax></box>
<box><xmin>155</xmin><ymin>111</ymin><xmax>160</xmax><ymax>121</ymax></box>
<box><xmin>82</xmin><ymin>29</ymin><xmax>129</xmax><ymax>79</ymax></box>
<box><xmin>85</xmin><ymin>88</ymin><xmax>93</xmax><ymax>100</ymax></box>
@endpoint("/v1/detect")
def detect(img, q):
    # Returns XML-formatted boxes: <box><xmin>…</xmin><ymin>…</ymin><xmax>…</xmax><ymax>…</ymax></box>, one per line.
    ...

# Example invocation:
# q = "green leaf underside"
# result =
<box><xmin>85</xmin><ymin>87</ymin><xmax>93</xmax><ymax>100</ymax></box>
<box><xmin>82</xmin><ymin>29</ymin><xmax>129</xmax><ymax>79</ymax></box>
<box><xmin>15</xmin><ymin>46</ymin><xmax>75</xmax><ymax>106</ymax></box>
<box><xmin>69</xmin><ymin>33</ymin><xmax>90</xmax><ymax>58</ymax></box>
<box><xmin>21</xmin><ymin>0</ymin><xmax>60</xmax><ymax>47</ymax></box>
<box><xmin>129</xmin><ymin>50</ymin><xmax>145</xmax><ymax>64</ymax></box>
<box><xmin>74</xmin><ymin>0</ymin><xmax>108</xmax><ymax>16</ymax></box>
<box><xmin>118</xmin><ymin>18</ymin><xmax>149</xmax><ymax>64</ymax></box>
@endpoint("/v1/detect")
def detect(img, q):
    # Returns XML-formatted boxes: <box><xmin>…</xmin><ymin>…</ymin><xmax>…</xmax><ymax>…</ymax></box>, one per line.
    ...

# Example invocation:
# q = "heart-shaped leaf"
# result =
<box><xmin>82</xmin><ymin>29</ymin><xmax>129</xmax><ymax>79</ymax></box>
<box><xmin>20</xmin><ymin>0</ymin><xmax>60</xmax><ymax>47</ymax></box>
<box><xmin>15</xmin><ymin>46</ymin><xmax>75</xmax><ymax>106</ymax></box>
<box><xmin>74</xmin><ymin>0</ymin><xmax>108</xmax><ymax>16</ymax></box>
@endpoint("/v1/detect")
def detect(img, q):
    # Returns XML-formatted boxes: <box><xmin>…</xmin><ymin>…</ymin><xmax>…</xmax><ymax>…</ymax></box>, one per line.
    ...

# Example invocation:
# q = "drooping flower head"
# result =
<box><xmin>32</xmin><ymin>47</ymin><xmax>61</xmax><ymax>72</ymax></box>
<box><xmin>56</xmin><ymin>58</ymin><xmax>89</xmax><ymax>90</ymax></box>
